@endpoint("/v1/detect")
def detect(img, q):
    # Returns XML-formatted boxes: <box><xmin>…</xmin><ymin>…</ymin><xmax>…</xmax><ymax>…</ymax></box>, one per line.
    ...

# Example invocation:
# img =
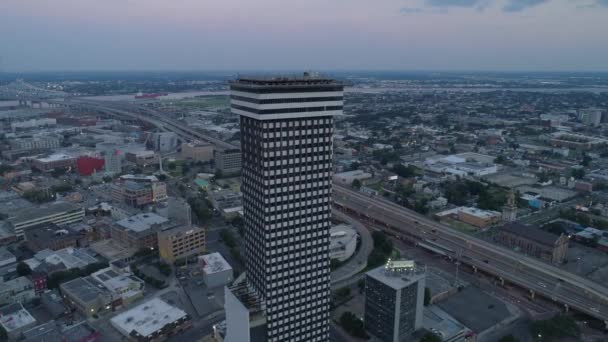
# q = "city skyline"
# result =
<box><xmin>1</xmin><ymin>0</ymin><xmax>608</xmax><ymax>72</ymax></box>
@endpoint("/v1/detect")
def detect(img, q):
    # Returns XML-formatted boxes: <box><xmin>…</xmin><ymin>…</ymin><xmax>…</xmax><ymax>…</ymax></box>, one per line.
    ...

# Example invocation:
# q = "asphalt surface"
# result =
<box><xmin>331</xmin><ymin>209</ymin><xmax>373</xmax><ymax>288</ymax></box>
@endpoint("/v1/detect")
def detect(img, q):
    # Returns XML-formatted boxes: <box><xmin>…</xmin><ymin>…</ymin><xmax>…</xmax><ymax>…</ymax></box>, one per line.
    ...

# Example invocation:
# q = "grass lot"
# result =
<box><xmin>167</xmin><ymin>96</ymin><xmax>229</xmax><ymax>110</ymax></box>
<box><xmin>443</xmin><ymin>218</ymin><xmax>479</xmax><ymax>234</ymax></box>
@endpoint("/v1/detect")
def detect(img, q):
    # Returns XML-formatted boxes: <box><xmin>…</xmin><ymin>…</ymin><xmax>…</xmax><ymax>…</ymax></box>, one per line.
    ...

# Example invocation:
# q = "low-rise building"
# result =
<box><xmin>60</xmin><ymin>277</ymin><xmax>114</xmax><ymax>317</ymax></box>
<box><xmin>330</xmin><ymin>224</ymin><xmax>357</xmax><ymax>262</ymax></box>
<box><xmin>209</xmin><ymin>190</ymin><xmax>243</xmax><ymax>219</ymax></box>
<box><xmin>497</xmin><ymin>222</ymin><xmax>569</xmax><ymax>264</ymax></box>
<box><xmin>435</xmin><ymin>207</ymin><xmax>502</xmax><ymax>228</ymax></box>
<box><xmin>24</xmin><ymin>224</ymin><xmax>81</xmax><ymax>252</ymax></box>
<box><xmin>181</xmin><ymin>141</ymin><xmax>214</xmax><ymax>162</ymax></box>
<box><xmin>110</xmin><ymin>298</ymin><xmax>192</xmax><ymax>341</ymax></box>
<box><xmin>8</xmin><ymin>202</ymin><xmax>85</xmax><ymax>238</ymax></box>
<box><xmin>89</xmin><ymin>267</ymin><xmax>145</xmax><ymax>307</ymax></box>
<box><xmin>112</xmin><ymin>213</ymin><xmax>172</xmax><ymax>250</ymax></box>
<box><xmin>0</xmin><ymin>276</ymin><xmax>36</xmax><ymax>306</ymax></box>
<box><xmin>125</xmin><ymin>151</ymin><xmax>158</xmax><ymax>167</ymax></box>
<box><xmin>111</xmin><ymin>176</ymin><xmax>167</xmax><ymax>208</ymax></box>
<box><xmin>22</xmin><ymin>320</ymin><xmax>100</xmax><ymax>342</ymax></box>
<box><xmin>0</xmin><ymin>303</ymin><xmax>37</xmax><ymax>340</ymax></box>
<box><xmin>158</xmin><ymin>225</ymin><xmax>206</xmax><ymax>263</ymax></box>
<box><xmin>32</xmin><ymin>154</ymin><xmax>76</xmax><ymax>172</ymax></box>
<box><xmin>333</xmin><ymin>169</ymin><xmax>373</xmax><ymax>185</ymax></box>
<box><xmin>201</xmin><ymin>252</ymin><xmax>233</xmax><ymax>289</ymax></box>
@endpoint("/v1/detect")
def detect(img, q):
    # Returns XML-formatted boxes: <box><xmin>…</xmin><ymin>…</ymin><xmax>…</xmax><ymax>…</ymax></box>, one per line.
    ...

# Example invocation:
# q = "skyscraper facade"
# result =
<box><xmin>230</xmin><ymin>74</ymin><xmax>343</xmax><ymax>342</ymax></box>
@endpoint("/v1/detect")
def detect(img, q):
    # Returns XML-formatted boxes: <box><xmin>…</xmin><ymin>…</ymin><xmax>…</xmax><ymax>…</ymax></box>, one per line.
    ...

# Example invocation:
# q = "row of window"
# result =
<box><xmin>231</xmin><ymin>85</ymin><xmax>343</xmax><ymax>93</ymax></box>
<box><xmin>233</xmin><ymin>104</ymin><xmax>343</xmax><ymax>115</ymax></box>
<box><xmin>231</xmin><ymin>95</ymin><xmax>343</xmax><ymax>104</ymax></box>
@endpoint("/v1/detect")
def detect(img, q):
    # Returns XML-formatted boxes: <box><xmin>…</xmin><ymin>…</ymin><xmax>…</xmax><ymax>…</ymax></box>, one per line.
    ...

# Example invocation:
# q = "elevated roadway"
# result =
<box><xmin>332</xmin><ymin>184</ymin><xmax>608</xmax><ymax>323</ymax></box>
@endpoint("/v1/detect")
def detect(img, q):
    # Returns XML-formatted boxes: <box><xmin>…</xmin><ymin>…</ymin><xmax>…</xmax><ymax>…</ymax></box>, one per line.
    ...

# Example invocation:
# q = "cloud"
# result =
<box><xmin>425</xmin><ymin>0</ymin><xmax>483</xmax><ymax>7</ymax></box>
<box><xmin>503</xmin><ymin>0</ymin><xmax>549</xmax><ymax>12</ymax></box>
<box><xmin>595</xmin><ymin>0</ymin><xmax>608</xmax><ymax>6</ymax></box>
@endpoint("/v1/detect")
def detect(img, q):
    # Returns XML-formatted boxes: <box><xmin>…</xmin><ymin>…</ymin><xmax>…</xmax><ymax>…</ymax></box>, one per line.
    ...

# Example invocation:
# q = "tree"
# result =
<box><xmin>167</xmin><ymin>162</ymin><xmax>177</xmax><ymax>171</ymax></box>
<box><xmin>420</xmin><ymin>332</ymin><xmax>442</xmax><ymax>342</ymax></box>
<box><xmin>581</xmin><ymin>153</ymin><xmax>592</xmax><ymax>167</ymax></box>
<box><xmin>424</xmin><ymin>287</ymin><xmax>431</xmax><ymax>306</ymax></box>
<box><xmin>352</xmin><ymin>179</ymin><xmax>362</xmax><ymax>190</ymax></box>
<box><xmin>498</xmin><ymin>334</ymin><xmax>519</xmax><ymax>342</ymax></box>
<box><xmin>17</xmin><ymin>262</ymin><xmax>31</xmax><ymax>276</ymax></box>
<box><xmin>0</xmin><ymin>325</ymin><xmax>6</xmax><ymax>342</ymax></box>
<box><xmin>392</xmin><ymin>164</ymin><xmax>416</xmax><ymax>178</ymax></box>
<box><xmin>339</xmin><ymin>312</ymin><xmax>367</xmax><ymax>338</ymax></box>
<box><xmin>571</xmin><ymin>168</ymin><xmax>585</xmax><ymax>179</ymax></box>
<box><xmin>494</xmin><ymin>155</ymin><xmax>506</xmax><ymax>164</ymax></box>
<box><xmin>530</xmin><ymin>314</ymin><xmax>580</xmax><ymax>341</ymax></box>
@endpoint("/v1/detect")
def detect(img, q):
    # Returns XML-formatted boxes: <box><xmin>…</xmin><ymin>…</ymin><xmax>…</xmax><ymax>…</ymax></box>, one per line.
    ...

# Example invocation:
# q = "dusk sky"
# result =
<box><xmin>1</xmin><ymin>0</ymin><xmax>607</xmax><ymax>71</ymax></box>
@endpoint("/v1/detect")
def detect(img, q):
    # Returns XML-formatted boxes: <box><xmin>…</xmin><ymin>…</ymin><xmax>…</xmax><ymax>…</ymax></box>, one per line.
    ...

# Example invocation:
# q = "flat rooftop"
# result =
<box><xmin>60</xmin><ymin>277</ymin><xmax>108</xmax><ymax>303</ymax></box>
<box><xmin>116</xmin><ymin>213</ymin><xmax>169</xmax><ymax>233</ymax></box>
<box><xmin>366</xmin><ymin>262</ymin><xmax>425</xmax><ymax>290</ymax></box>
<box><xmin>0</xmin><ymin>303</ymin><xmax>36</xmax><ymax>332</ymax></box>
<box><xmin>9</xmin><ymin>202</ymin><xmax>82</xmax><ymax>225</ymax></box>
<box><xmin>231</xmin><ymin>74</ymin><xmax>341</xmax><ymax>87</ymax></box>
<box><xmin>110</xmin><ymin>298</ymin><xmax>188</xmax><ymax>338</ymax></box>
<box><xmin>201</xmin><ymin>252</ymin><xmax>232</xmax><ymax>274</ymax></box>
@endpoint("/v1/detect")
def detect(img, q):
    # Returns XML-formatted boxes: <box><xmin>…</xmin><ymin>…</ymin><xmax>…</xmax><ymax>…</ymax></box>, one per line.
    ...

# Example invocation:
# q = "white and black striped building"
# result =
<box><xmin>230</xmin><ymin>74</ymin><xmax>343</xmax><ymax>342</ymax></box>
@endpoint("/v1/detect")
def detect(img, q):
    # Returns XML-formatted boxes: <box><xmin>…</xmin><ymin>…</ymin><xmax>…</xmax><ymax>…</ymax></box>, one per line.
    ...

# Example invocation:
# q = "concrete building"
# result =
<box><xmin>32</xmin><ymin>154</ymin><xmax>76</xmax><ymax>172</ymax></box>
<box><xmin>89</xmin><ymin>267</ymin><xmax>145</xmax><ymax>307</ymax></box>
<box><xmin>365</xmin><ymin>261</ymin><xmax>426</xmax><ymax>342</ymax></box>
<box><xmin>0</xmin><ymin>276</ymin><xmax>36</xmax><ymax>306</ymax></box>
<box><xmin>60</xmin><ymin>277</ymin><xmax>114</xmax><ymax>317</ymax></box>
<box><xmin>579</xmin><ymin>108</ymin><xmax>604</xmax><ymax>126</ymax></box>
<box><xmin>330</xmin><ymin>224</ymin><xmax>358</xmax><ymax>262</ymax></box>
<box><xmin>125</xmin><ymin>151</ymin><xmax>158</xmax><ymax>167</ymax></box>
<box><xmin>167</xmin><ymin>197</ymin><xmax>192</xmax><ymax>227</ymax></box>
<box><xmin>8</xmin><ymin>202</ymin><xmax>85</xmax><ymax>238</ymax></box>
<box><xmin>158</xmin><ymin>225</ymin><xmax>205</xmax><ymax>263</ymax></box>
<box><xmin>497</xmin><ymin>222</ymin><xmax>569</xmax><ymax>264</ymax></box>
<box><xmin>209</xmin><ymin>190</ymin><xmax>243</xmax><ymax>219</ymax></box>
<box><xmin>435</xmin><ymin>207</ymin><xmax>502</xmax><ymax>229</ymax></box>
<box><xmin>181</xmin><ymin>141</ymin><xmax>214</xmax><ymax>162</ymax></box>
<box><xmin>110</xmin><ymin>298</ymin><xmax>192</xmax><ymax>342</ymax></box>
<box><xmin>24</xmin><ymin>224</ymin><xmax>80</xmax><ymax>252</ymax></box>
<box><xmin>502</xmin><ymin>190</ymin><xmax>518</xmax><ymax>223</ymax></box>
<box><xmin>227</xmin><ymin>74</ymin><xmax>342</xmax><ymax>341</ymax></box>
<box><xmin>111</xmin><ymin>176</ymin><xmax>167</xmax><ymax>208</ymax></box>
<box><xmin>152</xmin><ymin>132</ymin><xmax>179</xmax><ymax>153</ymax></box>
<box><xmin>10</xmin><ymin>118</ymin><xmax>56</xmax><ymax>132</ymax></box>
<box><xmin>201</xmin><ymin>252</ymin><xmax>232</xmax><ymax>288</ymax></box>
<box><xmin>333</xmin><ymin>169</ymin><xmax>373</xmax><ymax>185</ymax></box>
<box><xmin>0</xmin><ymin>303</ymin><xmax>37</xmax><ymax>340</ymax></box>
<box><xmin>214</xmin><ymin>148</ymin><xmax>242</xmax><ymax>175</ymax></box>
<box><xmin>103</xmin><ymin>148</ymin><xmax>122</xmax><ymax>175</ymax></box>
<box><xmin>22</xmin><ymin>320</ymin><xmax>99</xmax><ymax>342</ymax></box>
<box><xmin>10</xmin><ymin>135</ymin><xmax>60</xmax><ymax>151</ymax></box>
<box><xmin>112</xmin><ymin>213</ymin><xmax>171</xmax><ymax>250</ymax></box>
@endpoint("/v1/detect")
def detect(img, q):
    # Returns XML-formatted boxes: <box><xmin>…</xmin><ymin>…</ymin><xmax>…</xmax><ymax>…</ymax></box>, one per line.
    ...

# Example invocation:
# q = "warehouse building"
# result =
<box><xmin>497</xmin><ymin>222</ymin><xmax>569</xmax><ymax>264</ymax></box>
<box><xmin>110</xmin><ymin>298</ymin><xmax>192</xmax><ymax>341</ymax></box>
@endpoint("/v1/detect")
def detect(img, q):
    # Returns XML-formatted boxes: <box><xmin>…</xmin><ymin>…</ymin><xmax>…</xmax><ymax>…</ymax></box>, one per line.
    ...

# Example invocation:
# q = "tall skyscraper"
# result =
<box><xmin>226</xmin><ymin>73</ymin><xmax>343</xmax><ymax>342</ymax></box>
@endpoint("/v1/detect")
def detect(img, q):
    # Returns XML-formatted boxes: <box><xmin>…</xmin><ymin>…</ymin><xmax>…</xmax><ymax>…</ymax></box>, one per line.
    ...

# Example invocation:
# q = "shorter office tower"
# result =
<box><xmin>181</xmin><ymin>141</ymin><xmax>214</xmax><ymax>162</ymax></box>
<box><xmin>60</xmin><ymin>277</ymin><xmax>115</xmax><ymax>317</ymax></box>
<box><xmin>111</xmin><ymin>213</ymin><xmax>172</xmax><ymax>250</ymax></box>
<box><xmin>152</xmin><ymin>132</ymin><xmax>179</xmax><ymax>152</ymax></box>
<box><xmin>497</xmin><ymin>222</ymin><xmax>569</xmax><ymax>264</ymax></box>
<box><xmin>104</xmin><ymin>148</ymin><xmax>122</xmax><ymax>175</ymax></box>
<box><xmin>214</xmin><ymin>148</ymin><xmax>242</xmax><ymax>175</ymax></box>
<box><xmin>111</xmin><ymin>175</ymin><xmax>167</xmax><ymax>208</ymax></box>
<box><xmin>200</xmin><ymin>252</ymin><xmax>232</xmax><ymax>288</ymax></box>
<box><xmin>110</xmin><ymin>298</ymin><xmax>192</xmax><ymax>342</ymax></box>
<box><xmin>218</xmin><ymin>275</ymin><xmax>266</xmax><ymax>342</ymax></box>
<box><xmin>365</xmin><ymin>260</ymin><xmax>426</xmax><ymax>342</ymax></box>
<box><xmin>158</xmin><ymin>225</ymin><xmax>205</xmax><ymax>263</ymax></box>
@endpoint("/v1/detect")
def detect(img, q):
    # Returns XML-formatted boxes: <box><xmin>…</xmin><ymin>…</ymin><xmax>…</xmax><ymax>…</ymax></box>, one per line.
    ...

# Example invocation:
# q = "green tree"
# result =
<box><xmin>530</xmin><ymin>314</ymin><xmax>580</xmax><ymax>341</ymax></box>
<box><xmin>339</xmin><ymin>312</ymin><xmax>367</xmax><ymax>338</ymax></box>
<box><xmin>17</xmin><ymin>262</ymin><xmax>32</xmax><ymax>276</ymax></box>
<box><xmin>571</xmin><ymin>168</ymin><xmax>585</xmax><ymax>179</ymax></box>
<box><xmin>581</xmin><ymin>153</ymin><xmax>592</xmax><ymax>167</ymax></box>
<box><xmin>494</xmin><ymin>155</ymin><xmax>506</xmax><ymax>164</ymax></box>
<box><xmin>498</xmin><ymin>334</ymin><xmax>519</xmax><ymax>342</ymax></box>
<box><xmin>420</xmin><ymin>332</ymin><xmax>442</xmax><ymax>342</ymax></box>
<box><xmin>0</xmin><ymin>324</ymin><xmax>7</xmax><ymax>342</ymax></box>
<box><xmin>167</xmin><ymin>162</ymin><xmax>177</xmax><ymax>171</ymax></box>
<box><xmin>424</xmin><ymin>287</ymin><xmax>431</xmax><ymax>306</ymax></box>
<box><xmin>352</xmin><ymin>179</ymin><xmax>362</xmax><ymax>190</ymax></box>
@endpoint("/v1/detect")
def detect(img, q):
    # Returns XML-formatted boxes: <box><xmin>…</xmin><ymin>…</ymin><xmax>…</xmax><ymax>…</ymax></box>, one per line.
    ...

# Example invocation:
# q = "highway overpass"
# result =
<box><xmin>333</xmin><ymin>184</ymin><xmax>608</xmax><ymax>323</ymax></box>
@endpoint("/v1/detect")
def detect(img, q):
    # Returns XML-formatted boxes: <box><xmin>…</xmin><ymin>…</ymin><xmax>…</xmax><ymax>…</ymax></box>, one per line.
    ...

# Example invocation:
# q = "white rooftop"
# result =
<box><xmin>201</xmin><ymin>252</ymin><xmax>232</xmax><ymax>274</ymax></box>
<box><xmin>366</xmin><ymin>262</ymin><xmax>425</xmax><ymax>290</ymax></box>
<box><xmin>116</xmin><ymin>213</ymin><xmax>169</xmax><ymax>233</ymax></box>
<box><xmin>35</xmin><ymin>153</ymin><xmax>74</xmax><ymax>163</ymax></box>
<box><xmin>0</xmin><ymin>305</ymin><xmax>36</xmax><ymax>332</ymax></box>
<box><xmin>110</xmin><ymin>298</ymin><xmax>187</xmax><ymax>338</ymax></box>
